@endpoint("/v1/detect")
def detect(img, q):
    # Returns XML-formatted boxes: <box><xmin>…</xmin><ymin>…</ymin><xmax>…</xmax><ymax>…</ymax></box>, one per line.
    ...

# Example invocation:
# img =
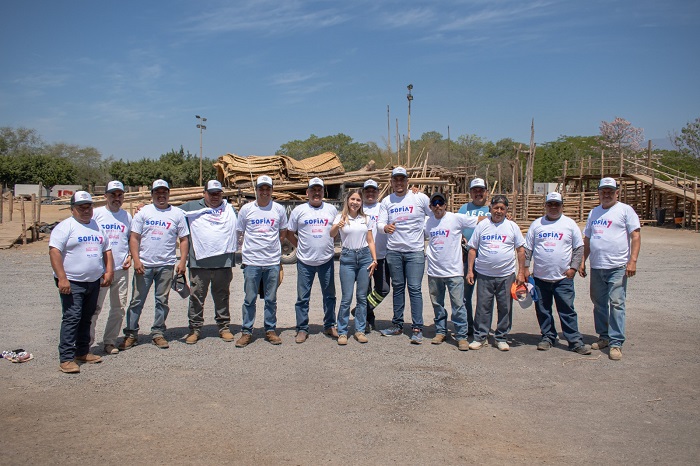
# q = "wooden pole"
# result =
<box><xmin>21</xmin><ymin>198</ymin><xmax>27</xmax><ymax>245</ymax></box>
<box><xmin>579</xmin><ymin>159</ymin><xmax>584</xmax><ymax>192</ymax></box>
<box><xmin>579</xmin><ymin>192</ymin><xmax>584</xmax><ymax>222</ymax></box>
<box><xmin>395</xmin><ymin>118</ymin><xmax>400</xmax><ymax>166</ymax></box>
<box><xmin>9</xmin><ymin>192</ymin><xmax>14</xmax><ymax>222</ymax></box>
<box><xmin>561</xmin><ymin>159</ymin><xmax>568</xmax><ymax>195</ymax></box>
<box><xmin>695</xmin><ymin>178</ymin><xmax>698</xmax><ymax>233</ymax></box>
<box><xmin>683</xmin><ymin>172</ymin><xmax>687</xmax><ymax>228</ymax></box>
<box><xmin>497</xmin><ymin>163</ymin><xmax>502</xmax><ymax>195</ymax></box>
<box><xmin>37</xmin><ymin>182</ymin><xmax>42</xmax><ymax>225</ymax></box>
<box><xmin>387</xmin><ymin>105</ymin><xmax>392</xmax><ymax>155</ymax></box>
<box><xmin>31</xmin><ymin>194</ymin><xmax>37</xmax><ymax>241</ymax></box>
<box><xmin>601</xmin><ymin>149</ymin><xmax>605</xmax><ymax>177</ymax></box>
<box><xmin>0</xmin><ymin>187</ymin><xmax>3</xmax><ymax>224</ymax></box>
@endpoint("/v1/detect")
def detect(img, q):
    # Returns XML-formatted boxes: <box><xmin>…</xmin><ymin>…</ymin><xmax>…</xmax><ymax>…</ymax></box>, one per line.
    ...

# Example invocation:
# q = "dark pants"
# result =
<box><xmin>188</xmin><ymin>267</ymin><xmax>233</xmax><ymax>333</ymax></box>
<box><xmin>367</xmin><ymin>258</ymin><xmax>390</xmax><ymax>323</ymax></box>
<box><xmin>473</xmin><ymin>273</ymin><xmax>515</xmax><ymax>343</ymax></box>
<box><xmin>463</xmin><ymin>268</ymin><xmax>478</xmax><ymax>336</ymax></box>
<box><xmin>533</xmin><ymin>277</ymin><xmax>584</xmax><ymax>348</ymax></box>
<box><xmin>57</xmin><ymin>278</ymin><xmax>101</xmax><ymax>362</ymax></box>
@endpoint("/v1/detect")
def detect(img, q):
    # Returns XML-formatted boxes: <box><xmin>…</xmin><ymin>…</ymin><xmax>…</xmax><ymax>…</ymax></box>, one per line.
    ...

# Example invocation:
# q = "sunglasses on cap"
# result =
<box><xmin>431</xmin><ymin>199</ymin><xmax>445</xmax><ymax>207</ymax></box>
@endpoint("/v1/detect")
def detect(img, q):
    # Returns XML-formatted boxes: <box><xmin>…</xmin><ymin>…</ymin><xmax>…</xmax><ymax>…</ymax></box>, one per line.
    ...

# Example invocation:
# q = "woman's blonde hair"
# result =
<box><xmin>340</xmin><ymin>188</ymin><xmax>366</xmax><ymax>221</ymax></box>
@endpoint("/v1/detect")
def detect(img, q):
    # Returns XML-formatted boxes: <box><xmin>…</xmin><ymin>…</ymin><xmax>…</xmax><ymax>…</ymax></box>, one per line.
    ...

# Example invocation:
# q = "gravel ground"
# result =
<box><xmin>0</xmin><ymin>226</ymin><xmax>698</xmax><ymax>465</ymax></box>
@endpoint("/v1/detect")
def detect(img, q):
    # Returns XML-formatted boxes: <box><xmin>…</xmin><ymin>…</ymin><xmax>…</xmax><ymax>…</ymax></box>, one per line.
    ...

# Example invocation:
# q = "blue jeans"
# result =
<box><xmin>474</xmin><ymin>273</ymin><xmax>514</xmax><ymax>343</ymax></box>
<box><xmin>385</xmin><ymin>250</ymin><xmax>425</xmax><ymax>330</ymax></box>
<box><xmin>295</xmin><ymin>258</ymin><xmax>336</xmax><ymax>332</ymax></box>
<box><xmin>590</xmin><ymin>266</ymin><xmax>628</xmax><ymax>347</ymax></box>
<box><xmin>429</xmin><ymin>276</ymin><xmax>468</xmax><ymax>340</ymax></box>
<box><xmin>337</xmin><ymin>247</ymin><xmax>372</xmax><ymax>335</ymax></box>
<box><xmin>533</xmin><ymin>277</ymin><xmax>584</xmax><ymax>348</ymax></box>
<box><xmin>57</xmin><ymin>278</ymin><xmax>101</xmax><ymax>362</ymax></box>
<box><xmin>242</xmin><ymin>264</ymin><xmax>280</xmax><ymax>334</ymax></box>
<box><xmin>125</xmin><ymin>266</ymin><xmax>174</xmax><ymax>338</ymax></box>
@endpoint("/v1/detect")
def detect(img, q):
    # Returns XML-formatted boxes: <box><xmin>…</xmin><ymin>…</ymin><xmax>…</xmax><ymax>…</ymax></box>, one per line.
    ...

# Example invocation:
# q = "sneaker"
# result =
<box><xmin>337</xmin><ymin>334</ymin><xmax>348</xmax><ymax>346</ymax></box>
<box><xmin>295</xmin><ymin>331</ymin><xmax>308</xmax><ymax>344</ymax></box>
<box><xmin>235</xmin><ymin>333</ymin><xmax>253</xmax><ymax>348</ymax></box>
<box><xmin>573</xmin><ymin>344</ymin><xmax>592</xmax><ymax>355</ymax></box>
<box><xmin>537</xmin><ymin>340</ymin><xmax>552</xmax><ymax>351</ymax></box>
<box><xmin>265</xmin><ymin>330</ymin><xmax>282</xmax><ymax>345</ymax></box>
<box><xmin>354</xmin><ymin>332</ymin><xmax>368</xmax><ymax>343</ymax></box>
<box><xmin>497</xmin><ymin>341</ymin><xmax>510</xmax><ymax>352</ymax></box>
<box><xmin>59</xmin><ymin>361</ymin><xmax>80</xmax><ymax>373</ymax></box>
<box><xmin>432</xmin><ymin>334</ymin><xmax>446</xmax><ymax>345</ymax></box>
<box><xmin>185</xmin><ymin>332</ymin><xmax>200</xmax><ymax>345</ymax></box>
<box><xmin>458</xmin><ymin>340</ymin><xmax>469</xmax><ymax>351</ymax></box>
<box><xmin>220</xmin><ymin>330</ymin><xmax>235</xmax><ymax>342</ymax></box>
<box><xmin>380</xmin><ymin>325</ymin><xmax>403</xmax><ymax>336</ymax></box>
<box><xmin>591</xmin><ymin>339</ymin><xmax>609</xmax><ymax>351</ymax></box>
<box><xmin>324</xmin><ymin>327</ymin><xmax>339</xmax><ymax>338</ymax></box>
<box><xmin>609</xmin><ymin>346</ymin><xmax>622</xmax><ymax>360</ymax></box>
<box><xmin>468</xmin><ymin>340</ymin><xmax>487</xmax><ymax>350</ymax></box>
<box><xmin>118</xmin><ymin>336</ymin><xmax>138</xmax><ymax>351</ymax></box>
<box><xmin>410</xmin><ymin>330</ymin><xmax>423</xmax><ymax>345</ymax></box>
<box><xmin>104</xmin><ymin>344</ymin><xmax>119</xmax><ymax>355</ymax></box>
<box><xmin>153</xmin><ymin>336</ymin><xmax>169</xmax><ymax>349</ymax></box>
<box><xmin>75</xmin><ymin>353</ymin><xmax>102</xmax><ymax>364</ymax></box>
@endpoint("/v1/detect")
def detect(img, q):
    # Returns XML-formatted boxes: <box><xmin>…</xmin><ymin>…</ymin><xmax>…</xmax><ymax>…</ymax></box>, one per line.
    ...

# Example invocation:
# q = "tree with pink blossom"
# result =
<box><xmin>599</xmin><ymin>117</ymin><xmax>644</xmax><ymax>158</ymax></box>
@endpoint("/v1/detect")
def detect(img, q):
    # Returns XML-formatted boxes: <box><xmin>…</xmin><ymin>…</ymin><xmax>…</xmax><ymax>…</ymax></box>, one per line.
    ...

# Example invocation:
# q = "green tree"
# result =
<box><xmin>671</xmin><ymin>117</ymin><xmax>700</xmax><ymax>159</ymax></box>
<box><xmin>277</xmin><ymin>134</ymin><xmax>380</xmax><ymax>171</ymax></box>
<box><xmin>533</xmin><ymin>136</ymin><xmax>600</xmax><ymax>182</ymax></box>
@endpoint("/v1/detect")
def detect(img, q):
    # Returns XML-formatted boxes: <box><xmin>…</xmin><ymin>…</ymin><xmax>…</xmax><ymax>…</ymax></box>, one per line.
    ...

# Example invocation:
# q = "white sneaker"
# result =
<box><xmin>497</xmin><ymin>341</ymin><xmax>510</xmax><ymax>351</ymax></box>
<box><xmin>468</xmin><ymin>340</ymin><xmax>487</xmax><ymax>350</ymax></box>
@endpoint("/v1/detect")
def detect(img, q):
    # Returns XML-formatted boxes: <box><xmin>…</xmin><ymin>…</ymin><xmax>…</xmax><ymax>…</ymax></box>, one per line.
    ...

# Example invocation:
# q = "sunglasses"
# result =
<box><xmin>431</xmin><ymin>199</ymin><xmax>445</xmax><ymax>206</ymax></box>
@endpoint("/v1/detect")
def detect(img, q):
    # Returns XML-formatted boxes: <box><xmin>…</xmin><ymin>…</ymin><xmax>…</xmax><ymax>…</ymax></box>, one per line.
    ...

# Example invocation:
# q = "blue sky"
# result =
<box><xmin>1</xmin><ymin>0</ymin><xmax>698</xmax><ymax>161</ymax></box>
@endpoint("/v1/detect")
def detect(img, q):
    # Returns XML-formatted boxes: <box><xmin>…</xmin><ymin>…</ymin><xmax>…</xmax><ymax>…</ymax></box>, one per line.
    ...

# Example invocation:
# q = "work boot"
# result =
<box><xmin>324</xmin><ymin>327</ymin><xmax>339</xmax><ymax>338</ymax></box>
<box><xmin>118</xmin><ymin>336</ymin><xmax>138</xmax><ymax>350</ymax></box>
<box><xmin>458</xmin><ymin>340</ymin><xmax>469</xmax><ymax>351</ymax></box>
<box><xmin>235</xmin><ymin>333</ymin><xmax>253</xmax><ymax>348</ymax></box>
<box><xmin>220</xmin><ymin>329</ymin><xmax>235</xmax><ymax>342</ymax></box>
<box><xmin>432</xmin><ymin>334</ymin><xmax>446</xmax><ymax>345</ymax></box>
<box><xmin>59</xmin><ymin>361</ymin><xmax>80</xmax><ymax>374</ymax></box>
<box><xmin>265</xmin><ymin>330</ymin><xmax>282</xmax><ymax>345</ymax></box>
<box><xmin>354</xmin><ymin>332</ymin><xmax>368</xmax><ymax>343</ymax></box>
<box><xmin>591</xmin><ymin>339</ymin><xmax>609</xmax><ymax>350</ymax></box>
<box><xmin>152</xmin><ymin>336</ymin><xmax>169</xmax><ymax>349</ymax></box>
<box><xmin>295</xmin><ymin>331</ymin><xmax>308</xmax><ymax>344</ymax></box>
<box><xmin>185</xmin><ymin>332</ymin><xmax>200</xmax><ymax>345</ymax></box>
<box><xmin>75</xmin><ymin>353</ymin><xmax>102</xmax><ymax>364</ymax></box>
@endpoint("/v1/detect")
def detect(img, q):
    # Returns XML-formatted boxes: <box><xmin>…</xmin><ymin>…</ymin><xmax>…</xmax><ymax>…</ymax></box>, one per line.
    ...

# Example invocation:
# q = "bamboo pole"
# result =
<box><xmin>497</xmin><ymin>163</ymin><xmax>502</xmax><ymax>195</ymax></box>
<box><xmin>695</xmin><ymin>178</ymin><xmax>698</xmax><ymax>233</ymax></box>
<box><xmin>561</xmin><ymin>159</ymin><xmax>568</xmax><ymax>195</ymax></box>
<box><xmin>683</xmin><ymin>172</ymin><xmax>687</xmax><ymax>228</ymax></box>
<box><xmin>37</xmin><ymin>182</ymin><xmax>42</xmax><ymax>225</ymax></box>
<box><xmin>21</xmin><ymin>198</ymin><xmax>27</xmax><ymax>245</ymax></box>
<box><xmin>601</xmin><ymin>149</ymin><xmax>605</xmax><ymax>177</ymax></box>
<box><xmin>0</xmin><ymin>187</ymin><xmax>3</xmax><ymax>224</ymax></box>
<box><xmin>9</xmin><ymin>193</ymin><xmax>13</xmax><ymax>221</ymax></box>
<box><xmin>31</xmin><ymin>194</ymin><xmax>37</xmax><ymax>241</ymax></box>
<box><xmin>579</xmin><ymin>192</ymin><xmax>584</xmax><ymax>222</ymax></box>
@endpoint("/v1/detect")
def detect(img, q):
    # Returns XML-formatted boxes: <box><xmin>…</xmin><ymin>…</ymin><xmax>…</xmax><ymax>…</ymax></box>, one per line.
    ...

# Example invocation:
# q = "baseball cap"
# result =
<box><xmin>106</xmin><ymin>181</ymin><xmax>125</xmax><ymax>193</ymax></box>
<box><xmin>363</xmin><ymin>179</ymin><xmax>378</xmax><ymax>189</ymax></box>
<box><xmin>469</xmin><ymin>178</ymin><xmax>487</xmax><ymax>189</ymax></box>
<box><xmin>391</xmin><ymin>167</ymin><xmax>408</xmax><ymax>178</ymax></box>
<box><xmin>545</xmin><ymin>192</ymin><xmax>563</xmax><ymax>204</ymax></box>
<box><xmin>308</xmin><ymin>177</ymin><xmax>324</xmax><ymax>188</ymax></box>
<box><xmin>511</xmin><ymin>282</ymin><xmax>533</xmax><ymax>308</ymax></box>
<box><xmin>256</xmin><ymin>175</ymin><xmax>273</xmax><ymax>187</ymax></box>
<box><xmin>430</xmin><ymin>192</ymin><xmax>446</xmax><ymax>203</ymax></box>
<box><xmin>151</xmin><ymin>179</ymin><xmax>170</xmax><ymax>191</ymax></box>
<box><xmin>205</xmin><ymin>180</ymin><xmax>223</xmax><ymax>192</ymax></box>
<box><xmin>71</xmin><ymin>191</ymin><xmax>93</xmax><ymax>206</ymax></box>
<box><xmin>171</xmin><ymin>273</ymin><xmax>190</xmax><ymax>299</ymax></box>
<box><xmin>598</xmin><ymin>177</ymin><xmax>618</xmax><ymax>189</ymax></box>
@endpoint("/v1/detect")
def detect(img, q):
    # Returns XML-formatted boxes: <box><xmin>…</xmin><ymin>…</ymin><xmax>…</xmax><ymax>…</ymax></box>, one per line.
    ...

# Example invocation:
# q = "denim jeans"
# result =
<box><xmin>90</xmin><ymin>268</ymin><xmax>129</xmax><ymax>346</ymax></box>
<box><xmin>188</xmin><ymin>267</ymin><xmax>233</xmax><ymax>333</ymax></box>
<box><xmin>241</xmin><ymin>264</ymin><xmax>280</xmax><ymax>334</ymax></box>
<box><xmin>590</xmin><ymin>266</ymin><xmax>628</xmax><ymax>347</ymax></box>
<box><xmin>385</xmin><ymin>250</ymin><xmax>425</xmax><ymax>330</ymax></box>
<box><xmin>429</xmin><ymin>276</ymin><xmax>468</xmax><ymax>340</ymax></box>
<box><xmin>533</xmin><ymin>277</ymin><xmax>584</xmax><ymax>348</ymax></box>
<box><xmin>337</xmin><ymin>247</ymin><xmax>372</xmax><ymax>335</ymax></box>
<box><xmin>124</xmin><ymin>265</ymin><xmax>174</xmax><ymax>338</ymax></box>
<box><xmin>57</xmin><ymin>278</ymin><xmax>101</xmax><ymax>362</ymax></box>
<box><xmin>463</xmin><ymin>267</ymin><xmax>478</xmax><ymax>335</ymax></box>
<box><xmin>295</xmin><ymin>258</ymin><xmax>336</xmax><ymax>332</ymax></box>
<box><xmin>474</xmin><ymin>273</ymin><xmax>515</xmax><ymax>343</ymax></box>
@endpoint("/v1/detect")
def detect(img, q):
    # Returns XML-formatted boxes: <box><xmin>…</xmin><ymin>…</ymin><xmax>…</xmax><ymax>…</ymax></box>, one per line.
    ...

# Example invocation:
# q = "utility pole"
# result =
<box><xmin>196</xmin><ymin>115</ymin><xmax>207</xmax><ymax>186</ymax></box>
<box><xmin>406</xmin><ymin>84</ymin><xmax>413</xmax><ymax>168</ymax></box>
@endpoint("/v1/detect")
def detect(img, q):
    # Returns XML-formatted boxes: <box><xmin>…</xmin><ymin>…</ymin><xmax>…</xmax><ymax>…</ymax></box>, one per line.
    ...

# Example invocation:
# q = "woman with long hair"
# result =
<box><xmin>330</xmin><ymin>189</ymin><xmax>378</xmax><ymax>345</ymax></box>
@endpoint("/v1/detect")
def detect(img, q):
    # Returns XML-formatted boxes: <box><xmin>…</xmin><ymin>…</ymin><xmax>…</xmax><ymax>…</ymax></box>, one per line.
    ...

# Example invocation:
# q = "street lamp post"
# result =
<box><xmin>406</xmin><ymin>84</ymin><xmax>413</xmax><ymax>168</ymax></box>
<box><xmin>195</xmin><ymin>115</ymin><xmax>207</xmax><ymax>186</ymax></box>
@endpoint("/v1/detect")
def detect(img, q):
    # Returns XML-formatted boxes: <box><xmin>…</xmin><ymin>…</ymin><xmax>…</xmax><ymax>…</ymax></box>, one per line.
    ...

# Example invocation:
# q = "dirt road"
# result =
<box><xmin>1</xmin><ymin>226</ymin><xmax>698</xmax><ymax>465</ymax></box>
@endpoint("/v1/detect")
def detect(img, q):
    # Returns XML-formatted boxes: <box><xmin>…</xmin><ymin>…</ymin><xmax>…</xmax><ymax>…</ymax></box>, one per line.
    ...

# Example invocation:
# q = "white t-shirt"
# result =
<box><xmin>378</xmin><ymin>191</ymin><xmax>432</xmax><ymax>252</ymax></box>
<box><xmin>468</xmin><ymin>218</ymin><xmax>526</xmax><ymax>277</ymax></box>
<box><xmin>93</xmin><ymin>206</ymin><xmax>132</xmax><ymax>271</ymax></box>
<box><xmin>288</xmin><ymin>202</ymin><xmax>337</xmax><ymax>266</ymax></box>
<box><xmin>526</xmin><ymin>214</ymin><xmax>583</xmax><ymax>281</ymax></box>
<box><xmin>363</xmin><ymin>202</ymin><xmax>387</xmax><ymax>259</ymax></box>
<box><xmin>49</xmin><ymin>217</ymin><xmax>111</xmax><ymax>282</ymax></box>
<box><xmin>131</xmin><ymin>204</ymin><xmax>189</xmax><ymax>267</ymax></box>
<box><xmin>333</xmin><ymin>213</ymin><xmax>371</xmax><ymax>250</ymax></box>
<box><xmin>583</xmin><ymin>201</ymin><xmax>641</xmax><ymax>269</ymax></box>
<box><xmin>184</xmin><ymin>199</ymin><xmax>238</xmax><ymax>260</ymax></box>
<box><xmin>424</xmin><ymin>213</ymin><xmax>479</xmax><ymax>277</ymax></box>
<box><xmin>237</xmin><ymin>201</ymin><xmax>288</xmax><ymax>266</ymax></box>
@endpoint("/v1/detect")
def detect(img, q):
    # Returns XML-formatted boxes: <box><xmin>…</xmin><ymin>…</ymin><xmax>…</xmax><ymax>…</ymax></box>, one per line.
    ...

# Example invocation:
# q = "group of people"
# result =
<box><xmin>49</xmin><ymin>169</ymin><xmax>640</xmax><ymax>374</ymax></box>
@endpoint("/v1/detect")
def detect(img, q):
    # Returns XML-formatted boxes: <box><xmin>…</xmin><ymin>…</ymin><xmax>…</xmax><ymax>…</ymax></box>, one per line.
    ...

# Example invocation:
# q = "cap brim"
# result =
<box><xmin>72</xmin><ymin>201</ymin><xmax>93</xmax><ymax>205</ymax></box>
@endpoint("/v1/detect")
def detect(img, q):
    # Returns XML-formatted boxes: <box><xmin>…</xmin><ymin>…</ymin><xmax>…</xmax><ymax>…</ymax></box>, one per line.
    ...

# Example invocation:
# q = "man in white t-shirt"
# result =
<box><xmin>424</xmin><ymin>192</ymin><xmax>483</xmax><ymax>351</ymax></box>
<box><xmin>524</xmin><ymin>192</ymin><xmax>591</xmax><ymax>355</ymax></box>
<box><xmin>467</xmin><ymin>195</ymin><xmax>526</xmax><ymax>351</ymax></box>
<box><xmin>286</xmin><ymin>177</ymin><xmax>339</xmax><ymax>343</ymax></box>
<box><xmin>377</xmin><ymin>167</ymin><xmax>432</xmax><ymax>344</ymax></box>
<box><xmin>90</xmin><ymin>180</ymin><xmax>132</xmax><ymax>355</ymax></box>
<box><xmin>579</xmin><ymin>177</ymin><xmax>641</xmax><ymax>361</ymax></box>
<box><xmin>49</xmin><ymin>191</ymin><xmax>114</xmax><ymax>374</ymax></box>
<box><xmin>119</xmin><ymin>179</ymin><xmax>189</xmax><ymax>350</ymax></box>
<box><xmin>180</xmin><ymin>180</ymin><xmax>238</xmax><ymax>345</ymax></box>
<box><xmin>235</xmin><ymin>175</ymin><xmax>289</xmax><ymax>347</ymax></box>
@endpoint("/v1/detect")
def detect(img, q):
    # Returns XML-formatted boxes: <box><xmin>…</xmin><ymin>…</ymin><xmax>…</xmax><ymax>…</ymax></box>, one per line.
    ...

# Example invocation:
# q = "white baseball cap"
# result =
<box><xmin>598</xmin><ymin>177</ymin><xmax>618</xmax><ymax>189</ymax></box>
<box><xmin>71</xmin><ymin>191</ymin><xmax>93</xmax><ymax>205</ymax></box>
<box><xmin>391</xmin><ymin>167</ymin><xmax>408</xmax><ymax>177</ymax></box>
<box><xmin>205</xmin><ymin>180</ymin><xmax>223</xmax><ymax>192</ymax></box>
<box><xmin>256</xmin><ymin>175</ymin><xmax>273</xmax><ymax>187</ymax></box>
<box><xmin>363</xmin><ymin>179</ymin><xmax>378</xmax><ymax>189</ymax></box>
<box><xmin>151</xmin><ymin>179</ymin><xmax>170</xmax><ymax>191</ymax></box>
<box><xmin>545</xmin><ymin>192</ymin><xmax>563</xmax><ymax>204</ymax></box>
<box><xmin>308</xmin><ymin>177</ymin><xmax>324</xmax><ymax>188</ymax></box>
<box><xmin>469</xmin><ymin>178</ymin><xmax>487</xmax><ymax>189</ymax></box>
<box><xmin>106</xmin><ymin>181</ymin><xmax>125</xmax><ymax>193</ymax></box>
